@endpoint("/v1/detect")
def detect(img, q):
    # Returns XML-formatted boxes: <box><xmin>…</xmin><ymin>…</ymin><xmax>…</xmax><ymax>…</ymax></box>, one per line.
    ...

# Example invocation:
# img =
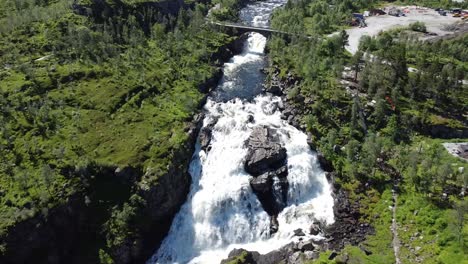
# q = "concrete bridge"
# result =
<box><xmin>209</xmin><ymin>21</ymin><xmax>297</xmax><ymax>38</ymax></box>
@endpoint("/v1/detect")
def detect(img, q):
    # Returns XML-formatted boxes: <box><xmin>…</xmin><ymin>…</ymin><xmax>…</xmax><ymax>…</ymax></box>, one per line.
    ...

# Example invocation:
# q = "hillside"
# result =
<box><xmin>0</xmin><ymin>0</ymin><xmax>240</xmax><ymax>263</ymax></box>
<box><xmin>266</xmin><ymin>0</ymin><xmax>468</xmax><ymax>262</ymax></box>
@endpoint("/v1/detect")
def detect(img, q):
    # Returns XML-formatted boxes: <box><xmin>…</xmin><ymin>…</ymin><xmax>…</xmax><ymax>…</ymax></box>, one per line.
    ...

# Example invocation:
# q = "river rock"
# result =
<box><xmin>221</xmin><ymin>247</ymin><xmax>289</xmax><ymax>264</ymax></box>
<box><xmin>309</xmin><ymin>224</ymin><xmax>321</xmax><ymax>236</ymax></box>
<box><xmin>293</xmin><ymin>228</ymin><xmax>305</xmax><ymax>237</ymax></box>
<box><xmin>298</xmin><ymin>240</ymin><xmax>315</xmax><ymax>252</ymax></box>
<box><xmin>199</xmin><ymin>126</ymin><xmax>212</xmax><ymax>151</ymax></box>
<box><xmin>245</xmin><ymin>126</ymin><xmax>287</xmax><ymax>176</ymax></box>
<box><xmin>244</xmin><ymin>126</ymin><xmax>289</xmax><ymax>228</ymax></box>
<box><xmin>264</xmin><ymin>82</ymin><xmax>283</xmax><ymax>96</ymax></box>
<box><xmin>198</xmin><ymin>118</ymin><xmax>218</xmax><ymax>151</ymax></box>
<box><xmin>270</xmin><ymin>215</ymin><xmax>279</xmax><ymax>234</ymax></box>
<box><xmin>221</xmin><ymin>248</ymin><xmax>259</xmax><ymax>264</ymax></box>
<box><xmin>250</xmin><ymin>173</ymin><xmax>272</xmax><ymax>193</ymax></box>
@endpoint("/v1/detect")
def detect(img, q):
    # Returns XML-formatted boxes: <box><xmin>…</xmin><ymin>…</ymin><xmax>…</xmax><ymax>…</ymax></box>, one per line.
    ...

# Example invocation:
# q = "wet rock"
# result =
<box><xmin>250</xmin><ymin>173</ymin><xmax>272</xmax><ymax>193</ymax></box>
<box><xmin>273</xmin><ymin>165</ymin><xmax>288</xmax><ymax>178</ymax></box>
<box><xmin>304</xmin><ymin>250</ymin><xmax>320</xmax><ymax>260</ymax></box>
<box><xmin>198</xmin><ymin>118</ymin><xmax>218</xmax><ymax>151</ymax></box>
<box><xmin>293</xmin><ymin>229</ymin><xmax>305</xmax><ymax>237</ymax></box>
<box><xmin>244</xmin><ymin>126</ymin><xmax>287</xmax><ymax>176</ymax></box>
<box><xmin>264</xmin><ymin>82</ymin><xmax>283</xmax><ymax>96</ymax></box>
<box><xmin>288</xmin><ymin>251</ymin><xmax>302</xmax><ymax>264</ymax></box>
<box><xmin>199</xmin><ymin>127</ymin><xmax>212</xmax><ymax>151</ymax></box>
<box><xmin>298</xmin><ymin>240</ymin><xmax>315</xmax><ymax>252</ymax></box>
<box><xmin>245</xmin><ymin>126</ymin><xmax>288</xmax><ymax>218</ymax></box>
<box><xmin>260</xmin><ymin>249</ymin><xmax>288</xmax><ymax>264</ymax></box>
<box><xmin>270</xmin><ymin>215</ymin><xmax>279</xmax><ymax>234</ymax></box>
<box><xmin>309</xmin><ymin>224</ymin><xmax>321</xmax><ymax>236</ymax></box>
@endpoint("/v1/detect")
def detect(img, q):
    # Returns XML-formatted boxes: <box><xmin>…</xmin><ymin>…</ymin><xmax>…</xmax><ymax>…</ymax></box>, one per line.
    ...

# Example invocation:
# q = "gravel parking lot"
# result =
<box><xmin>345</xmin><ymin>7</ymin><xmax>461</xmax><ymax>53</ymax></box>
<box><xmin>443</xmin><ymin>142</ymin><xmax>468</xmax><ymax>160</ymax></box>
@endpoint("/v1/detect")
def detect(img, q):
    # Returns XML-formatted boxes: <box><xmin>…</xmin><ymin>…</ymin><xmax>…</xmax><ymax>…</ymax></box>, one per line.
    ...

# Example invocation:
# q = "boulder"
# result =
<box><xmin>245</xmin><ymin>145</ymin><xmax>286</xmax><ymax>175</ymax></box>
<box><xmin>264</xmin><ymin>83</ymin><xmax>283</xmax><ymax>96</ymax></box>
<box><xmin>293</xmin><ymin>229</ymin><xmax>305</xmax><ymax>237</ymax></box>
<box><xmin>309</xmin><ymin>224</ymin><xmax>320</xmax><ymax>236</ymax></box>
<box><xmin>221</xmin><ymin>247</ymin><xmax>290</xmax><ymax>264</ymax></box>
<box><xmin>250</xmin><ymin>173</ymin><xmax>272</xmax><ymax>193</ymax></box>
<box><xmin>221</xmin><ymin>248</ymin><xmax>259</xmax><ymax>264</ymax></box>
<box><xmin>297</xmin><ymin>240</ymin><xmax>315</xmax><ymax>252</ymax></box>
<box><xmin>247</xmin><ymin>115</ymin><xmax>255</xmax><ymax>123</ymax></box>
<box><xmin>198</xmin><ymin>118</ymin><xmax>218</xmax><ymax>151</ymax></box>
<box><xmin>245</xmin><ymin>126</ymin><xmax>287</xmax><ymax>176</ymax></box>
<box><xmin>198</xmin><ymin>127</ymin><xmax>212</xmax><ymax>151</ymax></box>
<box><xmin>304</xmin><ymin>250</ymin><xmax>320</xmax><ymax>260</ymax></box>
<box><xmin>288</xmin><ymin>252</ymin><xmax>302</xmax><ymax>264</ymax></box>
<box><xmin>244</xmin><ymin>126</ymin><xmax>289</xmax><ymax>219</ymax></box>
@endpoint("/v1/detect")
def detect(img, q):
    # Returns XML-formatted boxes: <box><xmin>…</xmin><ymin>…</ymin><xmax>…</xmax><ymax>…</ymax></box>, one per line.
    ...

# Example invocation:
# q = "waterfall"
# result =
<box><xmin>149</xmin><ymin>1</ymin><xmax>334</xmax><ymax>263</ymax></box>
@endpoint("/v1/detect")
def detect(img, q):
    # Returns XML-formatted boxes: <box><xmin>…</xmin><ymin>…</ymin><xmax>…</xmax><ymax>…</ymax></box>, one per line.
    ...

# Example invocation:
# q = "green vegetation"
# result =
<box><xmin>271</xmin><ymin>0</ymin><xmax>378</xmax><ymax>35</ymax></box>
<box><xmin>1</xmin><ymin>0</ymin><xmax>467</xmax><ymax>262</ymax></box>
<box><xmin>269</xmin><ymin>0</ymin><xmax>467</xmax><ymax>263</ymax></box>
<box><xmin>210</xmin><ymin>0</ymin><xmax>245</xmax><ymax>21</ymax></box>
<box><xmin>225</xmin><ymin>250</ymin><xmax>250</xmax><ymax>264</ymax></box>
<box><xmin>409</xmin><ymin>21</ymin><xmax>427</xmax><ymax>33</ymax></box>
<box><xmin>394</xmin><ymin>0</ymin><xmax>468</xmax><ymax>9</ymax></box>
<box><xmin>0</xmin><ymin>0</ymin><xmax>234</xmax><ymax>261</ymax></box>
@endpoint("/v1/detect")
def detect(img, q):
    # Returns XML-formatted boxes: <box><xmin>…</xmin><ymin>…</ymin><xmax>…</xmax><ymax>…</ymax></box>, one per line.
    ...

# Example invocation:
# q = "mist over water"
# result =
<box><xmin>149</xmin><ymin>1</ymin><xmax>334</xmax><ymax>263</ymax></box>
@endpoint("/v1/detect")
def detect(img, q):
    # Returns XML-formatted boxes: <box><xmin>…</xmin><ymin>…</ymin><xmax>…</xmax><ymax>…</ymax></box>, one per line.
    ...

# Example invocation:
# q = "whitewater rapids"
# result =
<box><xmin>148</xmin><ymin>0</ymin><xmax>334</xmax><ymax>263</ymax></box>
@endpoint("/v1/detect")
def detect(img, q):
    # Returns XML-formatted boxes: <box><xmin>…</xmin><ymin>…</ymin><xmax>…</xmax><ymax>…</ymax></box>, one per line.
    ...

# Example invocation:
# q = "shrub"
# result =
<box><xmin>409</xmin><ymin>22</ymin><xmax>427</xmax><ymax>33</ymax></box>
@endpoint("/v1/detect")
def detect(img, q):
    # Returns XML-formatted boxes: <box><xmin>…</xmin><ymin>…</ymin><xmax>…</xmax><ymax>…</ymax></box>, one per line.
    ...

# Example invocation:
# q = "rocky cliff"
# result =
<box><xmin>0</xmin><ymin>32</ymin><xmax>246</xmax><ymax>264</ymax></box>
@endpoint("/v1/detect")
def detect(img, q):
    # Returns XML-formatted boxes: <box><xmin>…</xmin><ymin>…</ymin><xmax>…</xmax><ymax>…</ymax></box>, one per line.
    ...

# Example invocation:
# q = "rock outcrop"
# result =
<box><xmin>221</xmin><ymin>238</ymin><xmax>323</xmax><ymax>264</ymax></box>
<box><xmin>244</xmin><ymin>126</ymin><xmax>288</xmax><ymax>230</ymax></box>
<box><xmin>324</xmin><ymin>188</ymin><xmax>374</xmax><ymax>251</ymax></box>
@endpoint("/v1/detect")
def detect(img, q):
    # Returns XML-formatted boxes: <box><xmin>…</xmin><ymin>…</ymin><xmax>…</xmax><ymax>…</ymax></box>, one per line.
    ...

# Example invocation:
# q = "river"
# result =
<box><xmin>148</xmin><ymin>1</ymin><xmax>334</xmax><ymax>263</ymax></box>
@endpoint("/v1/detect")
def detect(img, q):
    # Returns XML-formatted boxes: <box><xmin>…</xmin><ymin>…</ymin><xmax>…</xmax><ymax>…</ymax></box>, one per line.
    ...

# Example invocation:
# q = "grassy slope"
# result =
<box><xmin>0</xmin><ymin>0</ymin><xmax>232</xmax><ymax>256</ymax></box>
<box><xmin>269</xmin><ymin>0</ymin><xmax>467</xmax><ymax>263</ymax></box>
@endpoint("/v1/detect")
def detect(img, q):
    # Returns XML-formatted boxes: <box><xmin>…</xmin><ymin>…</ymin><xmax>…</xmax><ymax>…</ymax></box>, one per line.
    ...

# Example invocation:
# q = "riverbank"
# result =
<box><xmin>0</xmin><ymin>0</ymin><xmax>249</xmax><ymax>262</ymax></box>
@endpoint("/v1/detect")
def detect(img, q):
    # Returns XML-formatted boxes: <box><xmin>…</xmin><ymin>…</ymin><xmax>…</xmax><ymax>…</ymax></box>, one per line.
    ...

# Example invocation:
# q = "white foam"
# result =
<box><xmin>148</xmin><ymin>0</ymin><xmax>334</xmax><ymax>263</ymax></box>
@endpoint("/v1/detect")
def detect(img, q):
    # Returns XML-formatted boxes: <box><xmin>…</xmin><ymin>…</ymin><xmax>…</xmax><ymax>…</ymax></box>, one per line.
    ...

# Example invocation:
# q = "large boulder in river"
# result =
<box><xmin>244</xmin><ymin>126</ymin><xmax>289</xmax><ymax>222</ymax></box>
<box><xmin>245</xmin><ymin>126</ymin><xmax>287</xmax><ymax>175</ymax></box>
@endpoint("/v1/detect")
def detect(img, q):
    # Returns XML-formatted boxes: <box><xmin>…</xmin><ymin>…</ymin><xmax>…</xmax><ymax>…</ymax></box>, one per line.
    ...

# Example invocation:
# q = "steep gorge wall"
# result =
<box><xmin>0</xmin><ymin>33</ymin><xmax>247</xmax><ymax>264</ymax></box>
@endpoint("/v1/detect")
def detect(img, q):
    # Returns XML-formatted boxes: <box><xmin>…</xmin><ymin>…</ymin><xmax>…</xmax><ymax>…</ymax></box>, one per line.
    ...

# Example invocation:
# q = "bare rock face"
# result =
<box><xmin>198</xmin><ymin>118</ymin><xmax>218</xmax><ymax>152</ymax></box>
<box><xmin>244</xmin><ymin>126</ymin><xmax>288</xmax><ymax>230</ymax></box>
<box><xmin>244</xmin><ymin>126</ymin><xmax>287</xmax><ymax>176</ymax></box>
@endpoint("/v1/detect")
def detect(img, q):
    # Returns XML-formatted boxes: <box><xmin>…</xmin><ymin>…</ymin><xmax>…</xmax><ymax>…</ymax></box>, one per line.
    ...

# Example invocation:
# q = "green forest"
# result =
<box><xmin>0</xmin><ymin>0</ymin><xmax>238</xmax><ymax>262</ymax></box>
<box><xmin>0</xmin><ymin>0</ymin><xmax>467</xmax><ymax>263</ymax></box>
<box><xmin>268</xmin><ymin>0</ymin><xmax>467</xmax><ymax>263</ymax></box>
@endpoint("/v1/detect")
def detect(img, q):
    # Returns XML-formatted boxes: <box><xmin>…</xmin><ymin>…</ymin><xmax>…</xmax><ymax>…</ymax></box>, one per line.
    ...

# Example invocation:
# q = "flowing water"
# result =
<box><xmin>149</xmin><ymin>1</ymin><xmax>334</xmax><ymax>263</ymax></box>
